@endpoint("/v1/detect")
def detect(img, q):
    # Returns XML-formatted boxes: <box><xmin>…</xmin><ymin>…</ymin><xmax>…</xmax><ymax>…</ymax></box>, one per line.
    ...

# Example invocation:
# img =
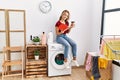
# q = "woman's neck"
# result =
<box><xmin>60</xmin><ymin>20</ymin><xmax>65</xmax><ymax>24</ymax></box>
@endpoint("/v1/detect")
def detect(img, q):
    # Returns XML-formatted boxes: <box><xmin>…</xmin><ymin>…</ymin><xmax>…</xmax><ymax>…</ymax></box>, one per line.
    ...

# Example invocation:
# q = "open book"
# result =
<box><xmin>58</xmin><ymin>24</ymin><xmax>70</xmax><ymax>32</ymax></box>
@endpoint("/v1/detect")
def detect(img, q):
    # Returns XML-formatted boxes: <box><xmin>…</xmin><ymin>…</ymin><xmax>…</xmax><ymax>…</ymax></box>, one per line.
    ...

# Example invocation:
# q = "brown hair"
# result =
<box><xmin>59</xmin><ymin>10</ymin><xmax>70</xmax><ymax>23</ymax></box>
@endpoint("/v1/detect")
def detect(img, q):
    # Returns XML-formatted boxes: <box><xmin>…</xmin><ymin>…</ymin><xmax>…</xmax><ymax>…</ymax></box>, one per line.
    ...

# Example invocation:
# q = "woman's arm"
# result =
<box><xmin>55</xmin><ymin>27</ymin><xmax>63</xmax><ymax>35</ymax></box>
<box><xmin>67</xmin><ymin>23</ymin><xmax>75</xmax><ymax>33</ymax></box>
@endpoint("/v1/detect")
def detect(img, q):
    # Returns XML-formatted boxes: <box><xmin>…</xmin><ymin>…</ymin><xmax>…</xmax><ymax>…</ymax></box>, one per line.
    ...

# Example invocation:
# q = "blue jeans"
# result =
<box><xmin>56</xmin><ymin>34</ymin><xmax>77</xmax><ymax>59</ymax></box>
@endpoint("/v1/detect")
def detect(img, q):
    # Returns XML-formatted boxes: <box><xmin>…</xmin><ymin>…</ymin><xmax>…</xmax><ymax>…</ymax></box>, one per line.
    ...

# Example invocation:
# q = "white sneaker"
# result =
<box><xmin>64</xmin><ymin>62</ymin><xmax>70</xmax><ymax>68</ymax></box>
<box><xmin>72</xmin><ymin>60</ymin><xmax>79</xmax><ymax>67</ymax></box>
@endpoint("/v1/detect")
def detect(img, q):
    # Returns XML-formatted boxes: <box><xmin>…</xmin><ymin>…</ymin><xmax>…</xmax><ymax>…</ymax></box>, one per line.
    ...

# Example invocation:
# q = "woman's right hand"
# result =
<box><xmin>56</xmin><ymin>27</ymin><xmax>64</xmax><ymax>35</ymax></box>
<box><xmin>61</xmin><ymin>31</ymin><xmax>64</xmax><ymax>34</ymax></box>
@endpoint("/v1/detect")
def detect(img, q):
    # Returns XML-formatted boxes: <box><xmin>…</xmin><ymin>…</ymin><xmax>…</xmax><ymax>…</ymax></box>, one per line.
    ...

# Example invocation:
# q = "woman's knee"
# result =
<box><xmin>72</xmin><ymin>42</ymin><xmax>77</xmax><ymax>47</ymax></box>
<box><xmin>64</xmin><ymin>44</ymin><xmax>70</xmax><ymax>48</ymax></box>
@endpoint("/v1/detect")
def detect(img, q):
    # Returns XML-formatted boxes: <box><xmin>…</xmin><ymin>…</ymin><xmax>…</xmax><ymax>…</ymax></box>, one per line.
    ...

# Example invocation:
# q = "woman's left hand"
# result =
<box><xmin>70</xmin><ymin>22</ymin><xmax>75</xmax><ymax>28</ymax></box>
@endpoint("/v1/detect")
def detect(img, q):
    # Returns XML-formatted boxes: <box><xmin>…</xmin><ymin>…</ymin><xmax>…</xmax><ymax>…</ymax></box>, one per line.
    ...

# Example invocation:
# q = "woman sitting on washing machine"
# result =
<box><xmin>55</xmin><ymin>10</ymin><xmax>79</xmax><ymax>68</ymax></box>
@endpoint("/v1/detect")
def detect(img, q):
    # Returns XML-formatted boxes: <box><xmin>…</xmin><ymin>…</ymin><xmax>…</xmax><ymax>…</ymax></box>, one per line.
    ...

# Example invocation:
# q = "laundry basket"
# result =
<box><xmin>84</xmin><ymin>52</ymin><xmax>112</xmax><ymax>80</ymax></box>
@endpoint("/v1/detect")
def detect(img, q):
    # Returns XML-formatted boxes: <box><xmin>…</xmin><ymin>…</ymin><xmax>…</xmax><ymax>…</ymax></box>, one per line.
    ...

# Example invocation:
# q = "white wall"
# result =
<box><xmin>90</xmin><ymin>0</ymin><xmax>103</xmax><ymax>52</ymax></box>
<box><xmin>0</xmin><ymin>0</ymin><xmax>103</xmax><ymax>69</ymax></box>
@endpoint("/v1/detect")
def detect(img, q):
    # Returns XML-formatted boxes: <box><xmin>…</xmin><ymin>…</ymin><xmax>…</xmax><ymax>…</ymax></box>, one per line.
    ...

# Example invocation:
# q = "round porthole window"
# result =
<box><xmin>51</xmin><ymin>51</ymin><xmax>65</xmax><ymax>69</ymax></box>
<box><xmin>55</xmin><ymin>54</ymin><xmax>64</xmax><ymax>65</ymax></box>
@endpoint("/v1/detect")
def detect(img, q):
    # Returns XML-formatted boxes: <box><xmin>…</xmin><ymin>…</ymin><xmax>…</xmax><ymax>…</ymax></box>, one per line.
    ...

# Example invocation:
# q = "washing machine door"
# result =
<box><xmin>51</xmin><ymin>51</ymin><xmax>66</xmax><ymax>69</ymax></box>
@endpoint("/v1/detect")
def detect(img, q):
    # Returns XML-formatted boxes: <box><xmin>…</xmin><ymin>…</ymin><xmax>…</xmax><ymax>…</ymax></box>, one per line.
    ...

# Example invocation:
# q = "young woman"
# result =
<box><xmin>55</xmin><ymin>10</ymin><xmax>79</xmax><ymax>68</ymax></box>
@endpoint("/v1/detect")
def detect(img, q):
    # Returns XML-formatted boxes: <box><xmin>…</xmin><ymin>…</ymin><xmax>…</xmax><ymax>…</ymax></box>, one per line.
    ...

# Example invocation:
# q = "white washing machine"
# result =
<box><xmin>48</xmin><ymin>43</ymin><xmax>71</xmax><ymax>77</ymax></box>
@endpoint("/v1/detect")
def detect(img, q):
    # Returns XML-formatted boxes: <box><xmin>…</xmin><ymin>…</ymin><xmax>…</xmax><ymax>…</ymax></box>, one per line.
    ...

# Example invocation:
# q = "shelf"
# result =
<box><xmin>26</xmin><ymin>44</ymin><xmax>47</xmax><ymax>47</ymax></box>
<box><xmin>25</xmin><ymin>44</ymin><xmax>47</xmax><ymax>78</ymax></box>
<box><xmin>26</xmin><ymin>59</ymin><xmax>47</xmax><ymax>65</ymax></box>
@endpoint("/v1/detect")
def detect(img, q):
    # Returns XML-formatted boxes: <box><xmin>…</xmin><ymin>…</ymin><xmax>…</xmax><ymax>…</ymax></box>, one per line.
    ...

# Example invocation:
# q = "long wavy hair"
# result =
<box><xmin>59</xmin><ymin>10</ymin><xmax>70</xmax><ymax>23</ymax></box>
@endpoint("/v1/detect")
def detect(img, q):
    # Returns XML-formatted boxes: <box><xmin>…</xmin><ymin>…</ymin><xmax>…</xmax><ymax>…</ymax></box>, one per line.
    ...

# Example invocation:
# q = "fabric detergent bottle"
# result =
<box><xmin>41</xmin><ymin>32</ymin><xmax>47</xmax><ymax>45</ymax></box>
<box><xmin>48</xmin><ymin>31</ymin><xmax>53</xmax><ymax>44</ymax></box>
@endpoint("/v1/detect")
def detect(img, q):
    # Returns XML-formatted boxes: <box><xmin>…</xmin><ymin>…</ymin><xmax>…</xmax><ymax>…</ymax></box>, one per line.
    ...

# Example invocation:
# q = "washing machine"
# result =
<box><xmin>48</xmin><ymin>43</ymin><xmax>72</xmax><ymax>77</ymax></box>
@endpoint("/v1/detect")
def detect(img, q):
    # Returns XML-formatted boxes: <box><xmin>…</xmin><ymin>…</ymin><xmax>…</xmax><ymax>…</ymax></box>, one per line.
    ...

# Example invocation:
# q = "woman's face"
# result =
<box><xmin>61</xmin><ymin>12</ymin><xmax>69</xmax><ymax>21</ymax></box>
